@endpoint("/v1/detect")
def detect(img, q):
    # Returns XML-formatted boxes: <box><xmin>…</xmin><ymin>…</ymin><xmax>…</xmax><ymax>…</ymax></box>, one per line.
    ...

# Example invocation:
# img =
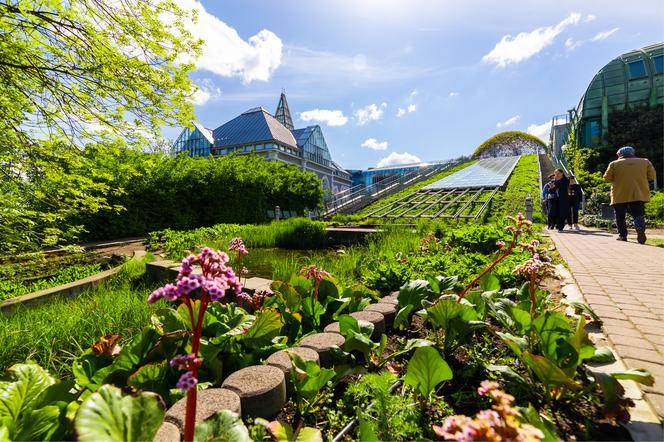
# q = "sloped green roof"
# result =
<box><xmin>473</xmin><ymin>131</ymin><xmax>545</xmax><ymax>158</ymax></box>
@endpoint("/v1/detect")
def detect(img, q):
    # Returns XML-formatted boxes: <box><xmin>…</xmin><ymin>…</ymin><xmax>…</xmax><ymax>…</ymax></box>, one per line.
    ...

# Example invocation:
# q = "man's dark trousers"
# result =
<box><xmin>612</xmin><ymin>201</ymin><xmax>646</xmax><ymax>239</ymax></box>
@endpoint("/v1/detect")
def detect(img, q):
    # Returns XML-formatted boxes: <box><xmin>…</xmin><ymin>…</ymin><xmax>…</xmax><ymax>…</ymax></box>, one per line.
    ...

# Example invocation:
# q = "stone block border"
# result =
<box><xmin>0</xmin><ymin>267</ymin><xmax>122</xmax><ymax>316</ymax></box>
<box><xmin>156</xmin><ymin>293</ymin><xmax>397</xmax><ymax>440</ymax></box>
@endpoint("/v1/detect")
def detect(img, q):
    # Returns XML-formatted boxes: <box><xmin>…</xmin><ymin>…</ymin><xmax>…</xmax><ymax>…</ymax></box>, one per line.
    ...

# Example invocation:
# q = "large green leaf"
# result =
<box><xmin>241</xmin><ymin>310</ymin><xmax>283</xmax><ymax>347</ymax></box>
<box><xmin>150</xmin><ymin>308</ymin><xmax>187</xmax><ymax>335</ymax></box>
<box><xmin>126</xmin><ymin>362</ymin><xmax>168</xmax><ymax>397</ymax></box>
<box><xmin>496</xmin><ymin>332</ymin><xmax>528</xmax><ymax>357</ymax></box>
<box><xmin>267</xmin><ymin>421</ymin><xmax>322</xmax><ymax>442</ymax></box>
<box><xmin>288</xmin><ymin>352</ymin><xmax>335</xmax><ymax>402</ymax></box>
<box><xmin>12</xmin><ymin>405</ymin><xmax>60</xmax><ymax>442</ymax></box>
<box><xmin>426</xmin><ymin>296</ymin><xmax>478</xmax><ymax>331</ymax></box>
<box><xmin>426</xmin><ymin>275</ymin><xmax>458</xmax><ymax>294</ymax></box>
<box><xmin>521</xmin><ymin>352</ymin><xmax>579</xmax><ymax>390</ymax></box>
<box><xmin>516</xmin><ymin>404</ymin><xmax>559</xmax><ymax>442</ymax></box>
<box><xmin>397</xmin><ymin>280</ymin><xmax>432</xmax><ymax>309</ymax></box>
<box><xmin>404</xmin><ymin>347</ymin><xmax>452</xmax><ymax>398</ymax></box>
<box><xmin>75</xmin><ymin>385</ymin><xmax>165</xmax><ymax>442</ymax></box>
<box><xmin>393</xmin><ymin>305</ymin><xmax>414</xmax><ymax>329</ymax></box>
<box><xmin>0</xmin><ymin>363</ymin><xmax>55</xmax><ymax>422</ymax></box>
<box><xmin>609</xmin><ymin>369</ymin><xmax>655</xmax><ymax>386</ymax></box>
<box><xmin>193</xmin><ymin>410</ymin><xmax>251</xmax><ymax>442</ymax></box>
<box><xmin>479</xmin><ymin>272</ymin><xmax>500</xmax><ymax>292</ymax></box>
<box><xmin>589</xmin><ymin>347</ymin><xmax>616</xmax><ymax>363</ymax></box>
<box><xmin>358</xmin><ymin>419</ymin><xmax>381</xmax><ymax>442</ymax></box>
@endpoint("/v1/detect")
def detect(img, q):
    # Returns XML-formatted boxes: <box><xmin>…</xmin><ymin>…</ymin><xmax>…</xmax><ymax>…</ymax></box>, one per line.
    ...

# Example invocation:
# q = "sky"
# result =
<box><xmin>165</xmin><ymin>0</ymin><xmax>664</xmax><ymax>170</ymax></box>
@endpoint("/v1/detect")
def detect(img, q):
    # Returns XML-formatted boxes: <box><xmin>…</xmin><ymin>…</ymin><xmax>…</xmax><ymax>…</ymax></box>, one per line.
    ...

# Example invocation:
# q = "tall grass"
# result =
<box><xmin>0</xmin><ymin>255</ymin><xmax>164</xmax><ymax>379</ymax></box>
<box><xmin>149</xmin><ymin>218</ymin><xmax>329</xmax><ymax>260</ymax></box>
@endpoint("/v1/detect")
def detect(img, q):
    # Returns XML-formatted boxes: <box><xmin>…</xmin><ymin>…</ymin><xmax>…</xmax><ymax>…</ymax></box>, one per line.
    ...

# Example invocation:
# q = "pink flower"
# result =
<box><xmin>229</xmin><ymin>237</ymin><xmax>248</xmax><ymax>256</ymax></box>
<box><xmin>170</xmin><ymin>353</ymin><xmax>202</xmax><ymax>371</ymax></box>
<box><xmin>176</xmin><ymin>371</ymin><xmax>198</xmax><ymax>392</ymax></box>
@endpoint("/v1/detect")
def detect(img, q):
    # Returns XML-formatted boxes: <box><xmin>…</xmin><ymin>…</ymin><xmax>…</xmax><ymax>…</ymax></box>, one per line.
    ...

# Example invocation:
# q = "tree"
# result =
<box><xmin>0</xmin><ymin>0</ymin><xmax>201</xmax><ymax>253</ymax></box>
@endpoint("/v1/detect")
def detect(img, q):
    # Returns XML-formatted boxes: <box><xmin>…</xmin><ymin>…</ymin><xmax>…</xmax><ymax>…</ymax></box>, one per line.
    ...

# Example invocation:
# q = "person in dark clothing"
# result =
<box><xmin>543</xmin><ymin>175</ymin><xmax>558</xmax><ymax>229</ymax></box>
<box><xmin>550</xmin><ymin>169</ymin><xmax>570</xmax><ymax>232</ymax></box>
<box><xmin>567</xmin><ymin>175</ymin><xmax>582</xmax><ymax>230</ymax></box>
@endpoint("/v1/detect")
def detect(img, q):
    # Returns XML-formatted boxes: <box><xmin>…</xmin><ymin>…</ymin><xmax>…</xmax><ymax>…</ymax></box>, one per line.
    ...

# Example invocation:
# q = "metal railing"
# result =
<box><xmin>322</xmin><ymin>160</ymin><xmax>458</xmax><ymax>217</ymax></box>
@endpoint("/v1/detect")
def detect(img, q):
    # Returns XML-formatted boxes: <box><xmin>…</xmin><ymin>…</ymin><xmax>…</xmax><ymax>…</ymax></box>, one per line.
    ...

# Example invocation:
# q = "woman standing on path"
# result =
<box><xmin>568</xmin><ymin>175</ymin><xmax>582</xmax><ymax>230</ymax></box>
<box><xmin>550</xmin><ymin>169</ymin><xmax>570</xmax><ymax>232</ymax></box>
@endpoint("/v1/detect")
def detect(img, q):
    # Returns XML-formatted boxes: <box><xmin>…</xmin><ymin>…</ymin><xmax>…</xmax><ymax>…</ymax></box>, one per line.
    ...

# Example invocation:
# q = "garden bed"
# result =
<box><xmin>0</xmin><ymin>219</ymin><xmax>654</xmax><ymax>441</ymax></box>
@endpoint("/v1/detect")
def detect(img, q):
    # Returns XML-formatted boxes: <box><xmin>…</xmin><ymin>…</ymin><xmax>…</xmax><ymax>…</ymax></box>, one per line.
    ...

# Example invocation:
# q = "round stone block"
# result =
<box><xmin>323</xmin><ymin>322</ymin><xmax>340</xmax><ymax>334</ymax></box>
<box><xmin>222</xmin><ymin>365</ymin><xmax>286</xmax><ymax>418</ymax></box>
<box><xmin>165</xmin><ymin>388</ymin><xmax>241</xmax><ymax>432</ymax></box>
<box><xmin>299</xmin><ymin>332</ymin><xmax>345</xmax><ymax>366</ymax></box>
<box><xmin>266</xmin><ymin>347</ymin><xmax>320</xmax><ymax>395</ymax></box>
<box><xmin>350</xmin><ymin>310</ymin><xmax>385</xmax><ymax>339</ymax></box>
<box><xmin>378</xmin><ymin>295</ymin><xmax>398</xmax><ymax>305</ymax></box>
<box><xmin>153</xmin><ymin>422</ymin><xmax>180</xmax><ymax>442</ymax></box>
<box><xmin>364</xmin><ymin>302</ymin><xmax>397</xmax><ymax>328</ymax></box>
<box><xmin>266</xmin><ymin>347</ymin><xmax>320</xmax><ymax>373</ymax></box>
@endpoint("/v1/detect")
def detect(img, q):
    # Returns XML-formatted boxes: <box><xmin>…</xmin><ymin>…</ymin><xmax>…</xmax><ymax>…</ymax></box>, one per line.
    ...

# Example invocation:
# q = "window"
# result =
<box><xmin>219</xmin><ymin>149</ymin><xmax>227</xmax><ymax>155</ymax></box>
<box><xmin>255</xmin><ymin>144</ymin><xmax>264</xmax><ymax>151</ymax></box>
<box><xmin>654</xmin><ymin>55</ymin><xmax>663</xmax><ymax>74</ymax></box>
<box><xmin>628</xmin><ymin>60</ymin><xmax>647</xmax><ymax>79</ymax></box>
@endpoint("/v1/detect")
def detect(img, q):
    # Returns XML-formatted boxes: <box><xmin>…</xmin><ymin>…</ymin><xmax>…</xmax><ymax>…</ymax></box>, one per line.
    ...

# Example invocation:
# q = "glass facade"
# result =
<box><xmin>628</xmin><ymin>60</ymin><xmax>647</xmax><ymax>79</ymax></box>
<box><xmin>172</xmin><ymin>126</ymin><xmax>212</xmax><ymax>157</ymax></box>
<box><xmin>293</xmin><ymin>126</ymin><xmax>332</xmax><ymax>166</ymax></box>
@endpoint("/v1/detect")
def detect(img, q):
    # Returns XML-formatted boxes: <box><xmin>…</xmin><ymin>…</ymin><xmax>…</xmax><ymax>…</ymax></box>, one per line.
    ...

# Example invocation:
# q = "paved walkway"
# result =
<box><xmin>549</xmin><ymin>228</ymin><xmax>664</xmax><ymax>420</ymax></box>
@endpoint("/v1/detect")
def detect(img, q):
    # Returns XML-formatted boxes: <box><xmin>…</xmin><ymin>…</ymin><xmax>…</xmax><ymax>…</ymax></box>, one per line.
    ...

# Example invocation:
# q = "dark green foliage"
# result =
<box><xmin>473</xmin><ymin>132</ymin><xmax>545</xmax><ymax>158</ymax></box>
<box><xmin>71</xmin><ymin>151</ymin><xmax>324</xmax><ymax>242</ymax></box>
<box><xmin>645</xmin><ymin>191</ymin><xmax>664</xmax><ymax>223</ymax></box>
<box><xmin>0</xmin><ymin>263</ymin><xmax>102</xmax><ymax>300</ymax></box>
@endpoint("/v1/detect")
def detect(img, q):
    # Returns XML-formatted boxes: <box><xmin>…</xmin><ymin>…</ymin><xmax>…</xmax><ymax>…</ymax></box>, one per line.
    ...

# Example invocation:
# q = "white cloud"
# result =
<box><xmin>299</xmin><ymin>109</ymin><xmax>348</xmax><ymax>126</ymax></box>
<box><xmin>396</xmin><ymin>103</ymin><xmax>417</xmax><ymax>117</ymax></box>
<box><xmin>527</xmin><ymin>121</ymin><xmax>551</xmax><ymax>142</ymax></box>
<box><xmin>355</xmin><ymin>103</ymin><xmax>385</xmax><ymax>125</ymax></box>
<box><xmin>496</xmin><ymin>115</ymin><xmax>520</xmax><ymax>128</ymax></box>
<box><xmin>592</xmin><ymin>27</ymin><xmax>620</xmax><ymax>41</ymax></box>
<box><xmin>191</xmin><ymin>79</ymin><xmax>221</xmax><ymax>105</ymax></box>
<box><xmin>377</xmin><ymin>152</ymin><xmax>422</xmax><ymax>168</ymax></box>
<box><xmin>361</xmin><ymin>138</ymin><xmax>389</xmax><ymax>150</ymax></box>
<box><xmin>173</xmin><ymin>0</ymin><xmax>282</xmax><ymax>83</ymax></box>
<box><xmin>449</xmin><ymin>92</ymin><xmax>459</xmax><ymax>97</ymax></box>
<box><xmin>585</xmin><ymin>14</ymin><xmax>597</xmax><ymax>22</ymax></box>
<box><xmin>482</xmin><ymin>13</ymin><xmax>581</xmax><ymax>67</ymax></box>
<box><xmin>564</xmin><ymin>37</ymin><xmax>582</xmax><ymax>50</ymax></box>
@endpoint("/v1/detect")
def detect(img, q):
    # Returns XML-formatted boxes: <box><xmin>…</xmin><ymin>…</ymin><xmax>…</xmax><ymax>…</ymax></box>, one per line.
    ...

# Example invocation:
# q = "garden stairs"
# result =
<box><xmin>538</xmin><ymin>154</ymin><xmax>555</xmax><ymax>188</ymax></box>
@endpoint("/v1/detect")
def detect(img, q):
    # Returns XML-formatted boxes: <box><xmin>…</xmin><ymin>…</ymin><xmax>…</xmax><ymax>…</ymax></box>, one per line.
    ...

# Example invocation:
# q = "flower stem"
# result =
<box><xmin>183</xmin><ymin>295</ymin><xmax>208</xmax><ymax>442</ymax></box>
<box><xmin>457</xmin><ymin>234</ymin><xmax>517</xmax><ymax>302</ymax></box>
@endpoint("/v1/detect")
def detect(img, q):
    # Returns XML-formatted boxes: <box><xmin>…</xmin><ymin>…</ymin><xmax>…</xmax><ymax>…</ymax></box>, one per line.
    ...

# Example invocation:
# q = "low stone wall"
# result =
<box><xmin>0</xmin><ymin>267</ymin><xmax>122</xmax><ymax>316</ymax></box>
<box><xmin>154</xmin><ymin>294</ymin><xmax>397</xmax><ymax>441</ymax></box>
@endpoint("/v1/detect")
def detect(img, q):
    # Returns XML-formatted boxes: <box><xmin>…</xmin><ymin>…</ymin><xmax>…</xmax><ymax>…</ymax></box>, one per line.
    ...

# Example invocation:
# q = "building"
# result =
<box><xmin>172</xmin><ymin>93</ymin><xmax>352</xmax><ymax>194</ymax></box>
<box><xmin>571</xmin><ymin>43</ymin><xmax>663</xmax><ymax>149</ymax></box>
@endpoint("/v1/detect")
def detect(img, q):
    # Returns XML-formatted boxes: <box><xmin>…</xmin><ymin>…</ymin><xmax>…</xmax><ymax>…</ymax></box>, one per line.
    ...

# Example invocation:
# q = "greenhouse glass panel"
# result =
<box><xmin>424</xmin><ymin>156</ymin><xmax>520</xmax><ymax>190</ymax></box>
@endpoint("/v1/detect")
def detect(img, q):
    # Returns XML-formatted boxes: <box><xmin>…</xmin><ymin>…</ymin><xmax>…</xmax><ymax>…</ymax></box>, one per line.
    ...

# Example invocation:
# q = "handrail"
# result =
<box><xmin>322</xmin><ymin>160</ymin><xmax>459</xmax><ymax>217</ymax></box>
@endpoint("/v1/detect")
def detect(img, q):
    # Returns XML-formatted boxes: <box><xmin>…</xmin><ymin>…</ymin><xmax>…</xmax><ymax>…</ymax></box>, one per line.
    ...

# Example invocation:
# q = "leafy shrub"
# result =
<box><xmin>0</xmin><ymin>263</ymin><xmax>103</xmax><ymax>300</ymax></box>
<box><xmin>646</xmin><ymin>191</ymin><xmax>664</xmax><ymax>223</ymax></box>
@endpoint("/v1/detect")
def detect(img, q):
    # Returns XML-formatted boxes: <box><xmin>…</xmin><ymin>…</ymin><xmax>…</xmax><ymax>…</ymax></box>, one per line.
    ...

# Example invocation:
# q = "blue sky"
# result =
<box><xmin>166</xmin><ymin>0</ymin><xmax>664</xmax><ymax>170</ymax></box>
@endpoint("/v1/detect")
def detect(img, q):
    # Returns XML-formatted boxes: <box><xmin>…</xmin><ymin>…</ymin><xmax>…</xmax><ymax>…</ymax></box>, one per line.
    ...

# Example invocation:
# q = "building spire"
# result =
<box><xmin>274</xmin><ymin>91</ymin><xmax>294</xmax><ymax>130</ymax></box>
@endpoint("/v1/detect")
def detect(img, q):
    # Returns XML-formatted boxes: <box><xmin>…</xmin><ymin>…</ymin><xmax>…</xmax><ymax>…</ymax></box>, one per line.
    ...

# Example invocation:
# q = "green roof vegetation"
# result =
<box><xmin>473</xmin><ymin>131</ymin><xmax>546</xmax><ymax>158</ymax></box>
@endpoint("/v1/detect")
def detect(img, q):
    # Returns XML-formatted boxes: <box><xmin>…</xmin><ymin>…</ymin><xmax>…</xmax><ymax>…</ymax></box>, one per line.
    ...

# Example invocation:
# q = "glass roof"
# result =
<box><xmin>212</xmin><ymin>108</ymin><xmax>297</xmax><ymax>148</ymax></box>
<box><xmin>424</xmin><ymin>156</ymin><xmax>520</xmax><ymax>190</ymax></box>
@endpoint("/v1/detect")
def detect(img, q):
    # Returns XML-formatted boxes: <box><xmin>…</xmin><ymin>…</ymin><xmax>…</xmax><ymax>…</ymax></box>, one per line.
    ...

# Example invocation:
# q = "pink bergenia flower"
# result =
<box><xmin>301</xmin><ymin>265</ymin><xmax>331</xmax><ymax>285</ymax></box>
<box><xmin>176</xmin><ymin>371</ymin><xmax>198</xmax><ymax>392</ymax></box>
<box><xmin>229</xmin><ymin>237</ymin><xmax>249</xmax><ymax>256</ymax></box>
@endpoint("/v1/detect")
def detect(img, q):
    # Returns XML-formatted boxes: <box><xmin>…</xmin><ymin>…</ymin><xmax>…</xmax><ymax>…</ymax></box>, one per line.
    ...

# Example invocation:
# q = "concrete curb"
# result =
<box><xmin>0</xmin><ymin>266</ymin><xmax>122</xmax><ymax>316</ymax></box>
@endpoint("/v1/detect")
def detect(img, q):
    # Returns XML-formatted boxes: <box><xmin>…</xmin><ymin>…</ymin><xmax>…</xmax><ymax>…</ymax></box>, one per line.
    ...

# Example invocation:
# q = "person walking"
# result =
<box><xmin>603</xmin><ymin>146</ymin><xmax>656</xmax><ymax>244</ymax></box>
<box><xmin>549</xmin><ymin>169</ymin><xmax>570</xmax><ymax>232</ymax></box>
<box><xmin>568</xmin><ymin>175</ymin><xmax>582</xmax><ymax>230</ymax></box>
<box><xmin>544</xmin><ymin>174</ymin><xmax>558</xmax><ymax>230</ymax></box>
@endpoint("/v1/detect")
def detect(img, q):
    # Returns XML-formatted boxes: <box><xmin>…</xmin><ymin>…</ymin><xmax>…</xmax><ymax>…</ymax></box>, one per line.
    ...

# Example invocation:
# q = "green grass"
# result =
<box><xmin>0</xmin><ymin>255</ymin><xmax>164</xmax><ymax>379</ymax></box>
<box><xmin>489</xmin><ymin>154</ymin><xmax>543</xmax><ymax>223</ymax></box>
<box><xmin>357</xmin><ymin>160</ymin><xmax>476</xmax><ymax>218</ymax></box>
<box><xmin>148</xmin><ymin>218</ymin><xmax>328</xmax><ymax>260</ymax></box>
<box><xmin>646</xmin><ymin>237</ymin><xmax>664</xmax><ymax>248</ymax></box>
<box><xmin>0</xmin><ymin>263</ymin><xmax>103</xmax><ymax>301</ymax></box>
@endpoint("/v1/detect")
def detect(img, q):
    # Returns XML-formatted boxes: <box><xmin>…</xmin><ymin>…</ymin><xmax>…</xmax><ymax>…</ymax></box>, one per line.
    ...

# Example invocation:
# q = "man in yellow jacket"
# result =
<box><xmin>603</xmin><ymin>146</ymin><xmax>657</xmax><ymax>244</ymax></box>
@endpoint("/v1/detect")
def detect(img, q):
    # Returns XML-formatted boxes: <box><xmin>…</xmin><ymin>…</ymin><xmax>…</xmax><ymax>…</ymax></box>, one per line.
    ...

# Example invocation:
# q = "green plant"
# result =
<box><xmin>345</xmin><ymin>372</ymin><xmax>422</xmax><ymax>441</ymax></box>
<box><xmin>287</xmin><ymin>352</ymin><xmax>336</xmax><ymax>420</ymax></box>
<box><xmin>195</xmin><ymin>410</ymin><xmax>252</xmax><ymax>442</ymax></box>
<box><xmin>403</xmin><ymin>346</ymin><xmax>453</xmax><ymax>400</ymax></box>
<box><xmin>646</xmin><ymin>191</ymin><xmax>664</xmax><ymax>223</ymax></box>
<box><xmin>0</xmin><ymin>363</ymin><xmax>77</xmax><ymax>441</ymax></box>
<box><xmin>425</xmin><ymin>295</ymin><xmax>484</xmax><ymax>356</ymax></box>
<box><xmin>259</xmin><ymin>419</ymin><xmax>322</xmax><ymax>442</ymax></box>
<box><xmin>75</xmin><ymin>384</ymin><xmax>165</xmax><ymax>442</ymax></box>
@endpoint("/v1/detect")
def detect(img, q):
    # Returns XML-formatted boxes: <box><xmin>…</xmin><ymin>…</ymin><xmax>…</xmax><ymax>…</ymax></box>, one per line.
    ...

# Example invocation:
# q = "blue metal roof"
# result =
<box><xmin>212</xmin><ymin>108</ymin><xmax>297</xmax><ymax>148</ymax></box>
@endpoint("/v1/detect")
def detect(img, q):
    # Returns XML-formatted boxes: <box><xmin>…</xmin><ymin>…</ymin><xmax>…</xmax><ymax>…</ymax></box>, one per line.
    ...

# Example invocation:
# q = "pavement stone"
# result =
<box><xmin>549</xmin><ymin>228</ymin><xmax>664</xmax><ymax>420</ymax></box>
